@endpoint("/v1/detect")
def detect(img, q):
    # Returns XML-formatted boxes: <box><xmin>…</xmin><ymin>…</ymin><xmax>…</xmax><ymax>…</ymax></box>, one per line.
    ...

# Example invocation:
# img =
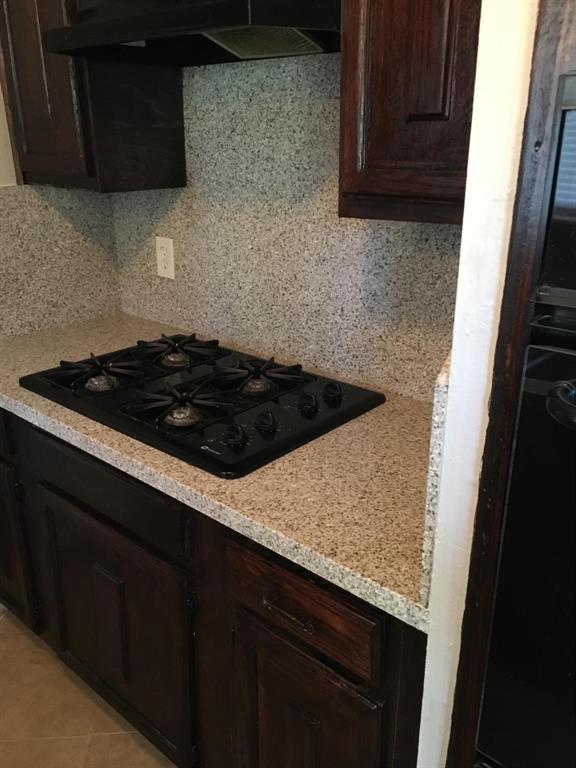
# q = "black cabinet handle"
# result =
<box><xmin>261</xmin><ymin>596</ymin><xmax>316</xmax><ymax>635</ymax></box>
<box><xmin>546</xmin><ymin>380</ymin><xmax>576</xmax><ymax>429</ymax></box>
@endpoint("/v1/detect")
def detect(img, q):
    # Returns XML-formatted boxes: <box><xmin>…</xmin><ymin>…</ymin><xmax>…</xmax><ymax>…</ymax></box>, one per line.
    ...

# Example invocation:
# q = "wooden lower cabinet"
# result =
<box><xmin>0</xmin><ymin>460</ymin><xmax>34</xmax><ymax>624</ymax></box>
<box><xmin>33</xmin><ymin>483</ymin><xmax>197</xmax><ymax>767</ymax></box>
<box><xmin>233</xmin><ymin>611</ymin><xmax>384</xmax><ymax>768</ymax></box>
<box><xmin>3</xmin><ymin>412</ymin><xmax>426</xmax><ymax>768</ymax></box>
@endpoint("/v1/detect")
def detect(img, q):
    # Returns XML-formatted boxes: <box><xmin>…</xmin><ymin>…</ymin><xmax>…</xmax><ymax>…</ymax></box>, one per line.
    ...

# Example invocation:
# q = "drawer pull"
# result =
<box><xmin>262</xmin><ymin>596</ymin><xmax>315</xmax><ymax>636</ymax></box>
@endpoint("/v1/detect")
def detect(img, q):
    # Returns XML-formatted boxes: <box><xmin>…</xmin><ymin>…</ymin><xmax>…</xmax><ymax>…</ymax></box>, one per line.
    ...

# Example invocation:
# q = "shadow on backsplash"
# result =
<box><xmin>0</xmin><ymin>184</ymin><xmax>118</xmax><ymax>338</ymax></box>
<box><xmin>112</xmin><ymin>55</ymin><xmax>461</xmax><ymax>401</ymax></box>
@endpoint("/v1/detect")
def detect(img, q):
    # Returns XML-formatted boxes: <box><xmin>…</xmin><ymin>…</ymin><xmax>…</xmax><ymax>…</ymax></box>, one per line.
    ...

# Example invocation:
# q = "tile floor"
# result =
<box><xmin>0</xmin><ymin>608</ymin><xmax>172</xmax><ymax>767</ymax></box>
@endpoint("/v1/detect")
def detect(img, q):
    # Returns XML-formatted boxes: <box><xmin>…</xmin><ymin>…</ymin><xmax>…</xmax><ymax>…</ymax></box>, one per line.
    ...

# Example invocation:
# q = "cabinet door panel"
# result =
<box><xmin>0</xmin><ymin>461</ymin><xmax>33</xmax><ymax>623</ymax></box>
<box><xmin>38</xmin><ymin>483</ymin><xmax>192</xmax><ymax>755</ymax></box>
<box><xmin>340</xmin><ymin>0</ymin><xmax>481</xmax><ymax>222</ymax></box>
<box><xmin>0</xmin><ymin>0</ymin><xmax>90</xmax><ymax>179</ymax></box>
<box><xmin>234</xmin><ymin>613</ymin><xmax>384</xmax><ymax>768</ymax></box>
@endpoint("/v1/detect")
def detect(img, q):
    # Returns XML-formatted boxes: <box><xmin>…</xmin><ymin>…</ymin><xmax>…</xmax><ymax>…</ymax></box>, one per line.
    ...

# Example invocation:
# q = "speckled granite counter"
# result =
<box><xmin>0</xmin><ymin>314</ymin><xmax>443</xmax><ymax>633</ymax></box>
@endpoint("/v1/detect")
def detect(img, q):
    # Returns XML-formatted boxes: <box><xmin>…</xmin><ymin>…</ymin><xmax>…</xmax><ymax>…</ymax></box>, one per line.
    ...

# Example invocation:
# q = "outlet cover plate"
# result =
<box><xmin>156</xmin><ymin>236</ymin><xmax>175</xmax><ymax>280</ymax></box>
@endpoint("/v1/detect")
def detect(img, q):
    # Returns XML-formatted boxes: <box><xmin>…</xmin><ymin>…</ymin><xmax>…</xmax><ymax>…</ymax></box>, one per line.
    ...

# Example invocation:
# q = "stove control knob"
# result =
<box><xmin>298</xmin><ymin>392</ymin><xmax>319</xmax><ymax>417</ymax></box>
<box><xmin>254</xmin><ymin>411</ymin><xmax>278</xmax><ymax>435</ymax></box>
<box><xmin>223</xmin><ymin>424</ymin><xmax>249</xmax><ymax>449</ymax></box>
<box><xmin>323</xmin><ymin>382</ymin><xmax>343</xmax><ymax>406</ymax></box>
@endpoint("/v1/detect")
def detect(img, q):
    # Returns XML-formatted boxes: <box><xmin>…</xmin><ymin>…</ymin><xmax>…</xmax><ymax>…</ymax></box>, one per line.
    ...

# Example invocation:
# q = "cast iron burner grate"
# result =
<box><xmin>211</xmin><ymin>357</ymin><xmax>307</xmax><ymax>397</ymax></box>
<box><xmin>50</xmin><ymin>352</ymin><xmax>149</xmax><ymax>393</ymax></box>
<box><xmin>123</xmin><ymin>381</ymin><xmax>235</xmax><ymax>433</ymax></box>
<box><xmin>137</xmin><ymin>334</ymin><xmax>223</xmax><ymax>369</ymax></box>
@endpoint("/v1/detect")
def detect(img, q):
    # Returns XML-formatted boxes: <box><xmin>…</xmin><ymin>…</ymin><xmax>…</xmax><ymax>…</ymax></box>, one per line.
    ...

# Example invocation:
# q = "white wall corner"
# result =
<box><xmin>416</xmin><ymin>0</ymin><xmax>540</xmax><ymax>766</ymax></box>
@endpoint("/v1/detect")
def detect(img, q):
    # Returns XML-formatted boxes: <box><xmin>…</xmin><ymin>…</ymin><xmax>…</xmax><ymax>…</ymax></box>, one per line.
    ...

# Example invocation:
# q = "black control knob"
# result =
<box><xmin>254</xmin><ymin>411</ymin><xmax>278</xmax><ymax>435</ymax></box>
<box><xmin>223</xmin><ymin>424</ymin><xmax>249</xmax><ymax>449</ymax></box>
<box><xmin>323</xmin><ymin>381</ymin><xmax>343</xmax><ymax>406</ymax></box>
<box><xmin>298</xmin><ymin>392</ymin><xmax>319</xmax><ymax>417</ymax></box>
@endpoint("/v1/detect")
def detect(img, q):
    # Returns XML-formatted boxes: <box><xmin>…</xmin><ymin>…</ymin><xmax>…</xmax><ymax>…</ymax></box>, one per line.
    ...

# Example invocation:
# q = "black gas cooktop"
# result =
<box><xmin>19</xmin><ymin>333</ymin><xmax>386</xmax><ymax>478</ymax></box>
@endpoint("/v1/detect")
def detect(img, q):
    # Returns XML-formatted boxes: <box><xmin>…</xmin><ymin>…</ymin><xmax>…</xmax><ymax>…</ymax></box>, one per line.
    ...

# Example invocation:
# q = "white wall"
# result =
<box><xmin>417</xmin><ymin>1</ymin><xmax>539</xmax><ymax>766</ymax></box>
<box><xmin>0</xmin><ymin>84</ymin><xmax>16</xmax><ymax>187</ymax></box>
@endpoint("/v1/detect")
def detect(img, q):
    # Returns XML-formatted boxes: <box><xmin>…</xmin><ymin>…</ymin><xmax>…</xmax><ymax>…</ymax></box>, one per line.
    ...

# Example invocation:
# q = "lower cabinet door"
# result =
<box><xmin>0</xmin><ymin>461</ymin><xmax>33</xmax><ymax>624</ymax></box>
<box><xmin>234</xmin><ymin>612</ymin><xmax>385</xmax><ymax>768</ymax></box>
<box><xmin>37</xmin><ymin>484</ymin><xmax>195</xmax><ymax>766</ymax></box>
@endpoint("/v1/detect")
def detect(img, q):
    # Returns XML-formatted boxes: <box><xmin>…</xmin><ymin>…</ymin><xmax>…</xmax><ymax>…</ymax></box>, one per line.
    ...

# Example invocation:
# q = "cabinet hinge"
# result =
<box><xmin>31</xmin><ymin>603</ymin><xmax>43</xmax><ymax>629</ymax></box>
<box><xmin>191</xmin><ymin>743</ymin><xmax>201</xmax><ymax>767</ymax></box>
<box><xmin>186</xmin><ymin>591</ymin><xmax>199</xmax><ymax>618</ymax></box>
<box><xmin>182</xmin><ymin>517</ymin><xmax>194</xmax><ymax>561</ymax></box>
<box><xmin>13</xmin><ymin>480</ymin><xmax>24</xmax><ymax>502</ymax></box>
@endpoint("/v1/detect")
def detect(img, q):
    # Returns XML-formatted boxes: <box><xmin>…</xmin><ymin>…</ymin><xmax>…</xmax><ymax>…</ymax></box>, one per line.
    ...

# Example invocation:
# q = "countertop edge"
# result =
<box><xmin>420</xmin><ymin>353</ymin><xmax>451</xmax><ymax>604</ymax></box>
<box><xmin>0</xmin><ymin>393</ymin><xmax>430</xmax><ymax>634</ymax></box>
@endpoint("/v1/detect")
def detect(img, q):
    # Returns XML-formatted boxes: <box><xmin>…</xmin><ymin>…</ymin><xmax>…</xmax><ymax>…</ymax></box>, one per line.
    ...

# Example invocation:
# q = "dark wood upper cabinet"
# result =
<box><xmin>0</xmin><ymin>0</ymin><xmax>89</xmax><ymax>180</ymax></box>
<box><xmin>0</xmin><ymin>0</ymin><xmax>185</xmax><ymax>191</ymax></box>
<box><xmin>340</xmin><ymin>0</ymin><xmax>482</xmax><ymax>223</ymax></box>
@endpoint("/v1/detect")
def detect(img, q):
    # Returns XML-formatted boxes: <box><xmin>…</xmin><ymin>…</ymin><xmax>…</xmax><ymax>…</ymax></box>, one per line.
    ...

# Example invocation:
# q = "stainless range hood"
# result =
<box><xmin>44</xmin><ymin>0</ymin><xmax>341</xmax><ymax>67</ymax></box>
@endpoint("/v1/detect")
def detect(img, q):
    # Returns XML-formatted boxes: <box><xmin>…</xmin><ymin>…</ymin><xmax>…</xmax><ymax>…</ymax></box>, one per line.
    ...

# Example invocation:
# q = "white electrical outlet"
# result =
<box><xmin>156</xmin><ymin>236</ymin><xmax>175</xmax><ymax>280</ymax></box>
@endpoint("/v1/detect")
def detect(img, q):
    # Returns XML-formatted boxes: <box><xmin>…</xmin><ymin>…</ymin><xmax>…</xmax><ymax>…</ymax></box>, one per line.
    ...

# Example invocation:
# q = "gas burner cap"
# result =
<box><xmin>241</xmin><ymin>378</ymin><xmax>276</xmax><ymax>397</ymax></box>
<box><xmin>161</xmin><ymin>351</ymin><xmax>190</xmax><ymax>368</ymax></box>
<box><xmin>163</xmin><ymin>404</ymin><xmax>202</xmax><ymax>428</ymax></box>
<box><xmin>85</xmin><ymin>374</ymin><xmax>118</xmax><ymax>392</ymax></box>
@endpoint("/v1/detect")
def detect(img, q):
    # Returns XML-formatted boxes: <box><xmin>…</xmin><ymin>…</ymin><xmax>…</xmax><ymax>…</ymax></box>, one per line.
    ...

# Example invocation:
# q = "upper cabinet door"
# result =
<box><xmin>0</xmin><ymin>0</ymin><xmax>90</xmax><ymax>183</ymax></box>
<box><xmin>339</xmin><ymin>0</ymin><xmax>482</xmax><ymax>224</ymax></box>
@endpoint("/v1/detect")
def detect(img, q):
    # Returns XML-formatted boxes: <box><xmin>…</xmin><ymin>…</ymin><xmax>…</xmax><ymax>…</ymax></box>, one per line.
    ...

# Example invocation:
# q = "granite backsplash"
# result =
<box><xmin>0</xmin><ymin>55</ymin><xmax>460</xmax><ymax>398</ymax></box>
<box><xmin>112</xmin><ymin>54</ymin><xmax>461</xmax><ymax>401</ymax></box>
<box><xmin>0</xmin><ymin>185</ymin><xmax>118</xmax><ymax>337</ymax></box>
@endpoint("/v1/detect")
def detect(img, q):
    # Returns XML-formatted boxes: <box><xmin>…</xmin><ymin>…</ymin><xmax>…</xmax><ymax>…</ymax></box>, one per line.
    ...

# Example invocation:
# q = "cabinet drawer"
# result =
<box><xmin>17</xmin><ymin>423</ymin><xmax>191</xmax><ymax>564</ymax></box>
<box><xmin>227</xmin><ymin>541</ymin><xmax>383</xmax><ymax>683</ymax></box>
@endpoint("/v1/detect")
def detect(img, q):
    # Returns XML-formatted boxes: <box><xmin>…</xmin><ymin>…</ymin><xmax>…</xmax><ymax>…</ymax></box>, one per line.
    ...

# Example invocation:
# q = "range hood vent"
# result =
<box><xmin>44</xmin><ymin>1</ymin><xmax>341</xmax><ymax>67</ymax></box>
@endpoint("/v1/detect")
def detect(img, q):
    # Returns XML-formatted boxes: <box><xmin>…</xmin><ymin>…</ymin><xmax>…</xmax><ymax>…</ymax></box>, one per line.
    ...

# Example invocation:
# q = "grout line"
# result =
<box><xmin>82</xmin><ymin>734</ymin><xmax>92</xmax><ymax>768</ymax></box>
<box><xmin>90</xmin><ymin>728</ymin><xmax>137</xmax><ymax>736</ymax></box>
<box><xmin>0</xmin><ymin>735</ymin><xmax>90</xmax><ymax>743</ymax></box>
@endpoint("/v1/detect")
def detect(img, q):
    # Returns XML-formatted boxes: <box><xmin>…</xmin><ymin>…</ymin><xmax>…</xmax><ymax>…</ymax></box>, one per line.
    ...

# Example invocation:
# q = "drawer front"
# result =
<box><xmin>227</xmin><ymin>541</ymin><xmax>383</xmax><ymax>683</ymax></box>
<box><xmin>17</xmin><ymin>423</ymin><xmax>191</xmax><ymax>563</ymax></box>
<box><xmin>0</xmin><ymin>411</ymin><xmax>12</xmax><ymax>461</ymax></box>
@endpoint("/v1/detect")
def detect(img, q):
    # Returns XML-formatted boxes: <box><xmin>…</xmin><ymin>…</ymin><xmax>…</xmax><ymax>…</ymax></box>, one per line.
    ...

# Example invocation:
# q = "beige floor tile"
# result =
<box><xmin>0</xmin><ymin>622</ymin><xmax>53</xmax><ymax>661</ymax></box>
<box><xmin>85</xmin><ymin>733</ymin><xmax>173</xmax><ymax>768</ymax></box>
<box><xmin>0</xmin><ymin>736</ymin><xmax>89</xmax><ymax>768</ymax></box>
<box><xmin>88</xmin><ymin>696</ymin><xmax>136</xmax><ymax>736</ymax></box>
<box><xmin>0</xmin><ymin>614</ymin><xmax>160</xmax><ymax>766</ymax></box>
<box><xmin>0</xmin><ymin>668</ymin><xmax>101</xmax><ymax>740</ymax></box>
<box><xmin>0</xmin><ymin>612</ymin><xmax>42</xmax><ymax>640</ymax></box>
<box><xmin>0</xmin><ymin>621</ymin><xmax>101</xmax><ymax>740</ymax></box>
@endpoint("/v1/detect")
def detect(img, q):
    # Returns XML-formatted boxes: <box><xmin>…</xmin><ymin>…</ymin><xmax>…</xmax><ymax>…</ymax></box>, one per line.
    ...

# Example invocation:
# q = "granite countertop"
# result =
<box><xmin>0</xmin><ymin>313</ymin><xmax>441</xmax><ymax>632</ymax></box>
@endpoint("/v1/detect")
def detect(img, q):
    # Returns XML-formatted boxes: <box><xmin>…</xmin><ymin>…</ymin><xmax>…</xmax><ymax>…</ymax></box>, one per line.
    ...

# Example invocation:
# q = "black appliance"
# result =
<box><xmin>476</xmin><ymin>74</ymin><xmax>576</xmax><ymax>768</ymax></box>
<box><xmin>19</xmin><ymin>335</ymin><xmax>385</xmax><ymax>479</ymax></box>
<box><xmin>476</xmin><ymin>346</ymin><xmax>576</xmax><ymax>768</ymax></box>
<box><xmin>43</xmin><ymin>0</ymin><xmax>341</xmax><ymax>67</ymax></box>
